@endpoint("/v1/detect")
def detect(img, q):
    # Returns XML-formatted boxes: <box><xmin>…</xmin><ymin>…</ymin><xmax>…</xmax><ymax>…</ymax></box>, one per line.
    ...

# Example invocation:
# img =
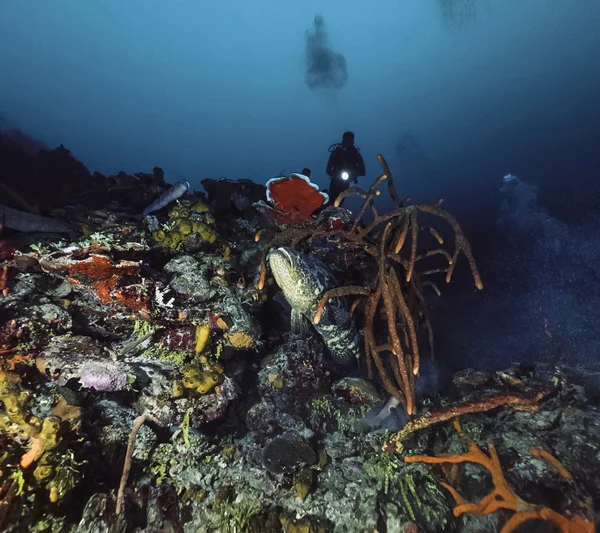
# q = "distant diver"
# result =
<box><xmin>325</xmin><ymin>131</ymin><xmax>366</xmax><ymax>204</ymax></box>
<box><xmin>304</xmin><ymin>15</ymin><xmax>348</xmax><ymax>91</ymax></box>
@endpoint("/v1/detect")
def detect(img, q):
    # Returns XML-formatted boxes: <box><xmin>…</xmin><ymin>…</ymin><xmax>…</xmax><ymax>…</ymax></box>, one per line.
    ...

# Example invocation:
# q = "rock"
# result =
<box><xmin>258</xmin><ymin>338</ymin><xmax>331</xmax><ymax>413</ymax></box>
<box><xmin>35</xmin><ymin>303</ymin><xmax>72</xmax><ymax>333</ymax></box>
<box><xmin>382</xmin><ymin>503</ymin><xmax>418</xmax><ymax>533</ymax></box>
<box><xmin>279</xmin><ymin>516</ymin><xmax>330</xmax><ymax>533</ymax></box>
<box><xmin>46</xmin><ymin>279</ymin><xmax>73</xmax><ymax>299</ymax></box>
<box><xmin>262</xmin><ymin>431</ymin><xmax>317</xmax><ymax>474</ymax></box>
<box><xmin>138</xmin><ymin>375</ymin><xmax>240</xmax><ymax>428</ymax></box>
<box><xmin>245</xmin><ymin>401</ymin><xmax>314</xmax><ymax>441</ymax></box>
<box><xmin>72</xmin><ymin>493</ymin><xmax>127</xmax><ymax>533</ymax></box>
<box><xmin>332</xmin><ymin>377</ymin><xmax>382</xmax><ymax>407</ymax></box>
<box><xmin>38</xmin><ymin>336</ymin><xmax>132</xmax><ymax>391</ymax></box>
<box><xmin>201</xmin><ymin>177</ymin><xmax>265</xmax><ymax>216</ymax></box>
<box><xmin>164</xmin><ymin>255</ymin><xmax>211</xmax><ymax>302</ymax></box>
<box><xmin>452</xmin><ymin>368</ymin><xmax>492</xmax><ymax>389</ymax></box>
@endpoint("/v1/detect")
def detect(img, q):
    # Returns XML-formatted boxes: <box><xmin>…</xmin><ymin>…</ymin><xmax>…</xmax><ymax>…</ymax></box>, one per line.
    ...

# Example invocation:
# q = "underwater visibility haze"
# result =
<box><xmin>1</xmin><ymin>1</ymin><xmax>600</xmax><ymax>532</ymax></box>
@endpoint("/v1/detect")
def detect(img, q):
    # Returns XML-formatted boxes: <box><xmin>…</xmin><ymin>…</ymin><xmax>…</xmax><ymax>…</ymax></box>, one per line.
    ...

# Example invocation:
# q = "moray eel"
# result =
<box><xmin>269</xmin><ymin>247</ymin><xmax>361</xmax><ymax>368</ymax></box>
<box><xmin>0</xmin><ymin>204</ymin><xmax>70</xmax><ymax>233</ymax></box>
<box><xmin>142</xmin><ymin>179</ymin><xmax>190</xmax><ymax>215</ymax></box>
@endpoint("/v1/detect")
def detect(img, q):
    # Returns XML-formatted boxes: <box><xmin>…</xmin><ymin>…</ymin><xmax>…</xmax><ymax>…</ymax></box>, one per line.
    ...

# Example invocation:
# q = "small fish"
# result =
<box><xmin>269</xmin><ymin>247</ymin><xmax>361</xmax><ymax>367</ymax></box>
<box><xmin>0</xmin><ymin>204</ymin><xmax>70</xmax><ymax>233</ymax></box>
<box><xmin>142</xmin><ymin>179</ymin><xmax>190</xmax><ymax>215</ymax></box>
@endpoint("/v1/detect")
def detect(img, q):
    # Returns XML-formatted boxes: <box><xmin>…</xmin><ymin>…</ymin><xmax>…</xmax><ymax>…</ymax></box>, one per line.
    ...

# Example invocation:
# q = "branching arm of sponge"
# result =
<box><xmin>404</xmin><ymin>420</ymin><xmax>594</xmax><ymax>533</ymax></box>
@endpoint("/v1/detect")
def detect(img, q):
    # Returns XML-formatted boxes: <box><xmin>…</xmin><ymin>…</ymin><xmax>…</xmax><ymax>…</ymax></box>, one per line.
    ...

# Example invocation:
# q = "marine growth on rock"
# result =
<box><xmin>0</xmin><ymin>141</ymin><xmax>597</xmax><ymax>533</ymax></box>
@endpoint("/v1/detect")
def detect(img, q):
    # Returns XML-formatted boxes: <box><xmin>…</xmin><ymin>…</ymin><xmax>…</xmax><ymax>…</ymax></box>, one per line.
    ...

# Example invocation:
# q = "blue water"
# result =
<box><xmin>2</xmin><ymin>0</ymin><xmax>600</xmax><ymax>371</ymax></box>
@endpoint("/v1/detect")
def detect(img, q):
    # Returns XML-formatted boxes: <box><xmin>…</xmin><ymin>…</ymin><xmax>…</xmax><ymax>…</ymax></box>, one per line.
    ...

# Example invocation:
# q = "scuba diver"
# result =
<box><xmin>326</xmin><ymin>131</ymin><xmax>366</xmax><ymax>204</ymax></box>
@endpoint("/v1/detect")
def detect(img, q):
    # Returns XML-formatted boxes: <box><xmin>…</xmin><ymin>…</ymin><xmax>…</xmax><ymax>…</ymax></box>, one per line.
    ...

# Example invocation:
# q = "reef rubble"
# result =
<box><xmin>0</xmin><ymin>136</ymin><xmax>598</xmax><ymax>533</ymax></box>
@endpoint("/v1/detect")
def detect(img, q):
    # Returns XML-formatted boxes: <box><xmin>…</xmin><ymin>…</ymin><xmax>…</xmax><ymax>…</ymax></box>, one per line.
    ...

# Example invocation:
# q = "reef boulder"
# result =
<box><xmin>37</xmin><ymin>335</ymin><xmax>132</xmax><ymax>391</ymax></box>
<box><xmin>163</xmin><ymin>255</ymin><xmax>212</xmax><ymax>303</ymax></box>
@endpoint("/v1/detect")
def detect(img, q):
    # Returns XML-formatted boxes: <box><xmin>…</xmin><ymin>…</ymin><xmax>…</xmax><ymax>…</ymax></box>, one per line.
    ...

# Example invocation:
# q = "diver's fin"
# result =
<box><xmin>291</xmin><ymin>308</ymin><xmax>311</xmax><ymax>336</ymax></box>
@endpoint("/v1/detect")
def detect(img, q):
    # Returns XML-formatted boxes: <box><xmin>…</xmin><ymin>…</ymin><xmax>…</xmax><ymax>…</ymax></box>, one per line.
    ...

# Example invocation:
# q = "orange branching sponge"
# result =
<box><xmin>530</xmin><ymin>448</ymin><xmax>573</xmax><ymax>480</ymax></box>
<box><xmin>266</xmin><ymin>173</ymin><xmax>328</xmax><ymax>223</ymax></box>
<box><xmin>404</xmin><ymin>420</ymin><xmax>594</xmax><ymax>533</ymax></box>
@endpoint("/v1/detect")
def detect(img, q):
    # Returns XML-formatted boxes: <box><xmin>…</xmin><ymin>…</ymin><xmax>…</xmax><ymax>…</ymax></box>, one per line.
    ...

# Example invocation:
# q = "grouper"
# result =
<box><xmin>268</xmin><ymin>247</ymin><xmax>361</xmax><ymax>368</ymax></box>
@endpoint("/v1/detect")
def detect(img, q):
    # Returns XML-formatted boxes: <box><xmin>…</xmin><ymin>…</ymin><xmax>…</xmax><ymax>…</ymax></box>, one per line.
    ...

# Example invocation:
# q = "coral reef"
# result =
<box><xmin>0</xmin><ymin>141</ymin><xmax>598</xmax><ymax>533</ymax></box>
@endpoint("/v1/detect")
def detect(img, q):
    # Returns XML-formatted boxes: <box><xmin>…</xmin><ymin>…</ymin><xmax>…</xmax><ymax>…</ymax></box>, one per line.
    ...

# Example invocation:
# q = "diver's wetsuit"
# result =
<box><xmin>326</xmin><ymin>144</ymin><xmax>366</xmax><ymax>204</ymax></box>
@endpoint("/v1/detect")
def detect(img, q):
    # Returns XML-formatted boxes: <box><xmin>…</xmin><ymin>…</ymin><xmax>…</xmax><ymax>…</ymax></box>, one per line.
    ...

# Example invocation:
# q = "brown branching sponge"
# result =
<box><xmin>405</xmin><ymin>420</ymin><xmax>595</xmax><ymax>533</ymax></box>
<box><xmin>117</xmin><ymin>412</ymin><xmax>155</xmax><ymax>515</ymax></box>
<box><xmin>385</xmin><ymin>389</ymin><xmax>552</xmax><ymax>455</ymax></box>
<box><xmin>256</xmin><ymin>154</ymin><xmax>482</xmax><ymax>416</ymax></box>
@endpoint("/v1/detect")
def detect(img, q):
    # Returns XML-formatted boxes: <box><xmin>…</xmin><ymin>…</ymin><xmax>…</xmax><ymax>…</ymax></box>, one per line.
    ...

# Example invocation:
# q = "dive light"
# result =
<box><xmin>340</xmin><ymin>171</ymin><xmax>350</xmax><ymax>181</ymax></box>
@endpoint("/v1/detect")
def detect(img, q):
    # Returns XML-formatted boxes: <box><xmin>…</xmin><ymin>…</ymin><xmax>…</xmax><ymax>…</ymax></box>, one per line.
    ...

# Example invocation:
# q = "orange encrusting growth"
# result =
<box><xmin>66</xmin><ymin>254</ymin><xmax>138</xmax><ymax>279</ymax></box>
<box><xmin>57</xmin><ymin>254</ymin><xmax>149</xmax><ymax>312</ymax></box>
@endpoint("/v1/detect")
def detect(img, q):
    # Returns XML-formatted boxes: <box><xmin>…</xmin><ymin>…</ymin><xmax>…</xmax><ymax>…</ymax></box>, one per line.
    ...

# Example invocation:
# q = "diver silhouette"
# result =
<box><xmin>325</xmin><ymin>131</ymin><xmax>366</xmax><ymax>204</ymax></box>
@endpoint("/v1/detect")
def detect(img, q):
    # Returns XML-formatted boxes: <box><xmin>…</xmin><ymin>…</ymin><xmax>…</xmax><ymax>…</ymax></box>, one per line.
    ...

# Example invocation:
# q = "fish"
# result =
<box><xmin>0</xmin><ymin>204</ymin><xmax>70</xmax><ymax>233</ymax></box>
<box><xmin>142</xmin><ymin>179</ymin><xmax>190</xmax><ymax>215</ymax></box>
<box><xmin>268</xmin><ymin>246</ymin><xmax>361</xmax><ymax>367</ymax></box>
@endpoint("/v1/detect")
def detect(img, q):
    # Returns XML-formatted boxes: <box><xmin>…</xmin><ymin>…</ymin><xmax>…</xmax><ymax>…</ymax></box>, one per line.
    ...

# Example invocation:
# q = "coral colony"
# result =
<box><xmin>0</xmin><ymin>138</ymin><xmax>598</xmax><ymax>533</ymax></box>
